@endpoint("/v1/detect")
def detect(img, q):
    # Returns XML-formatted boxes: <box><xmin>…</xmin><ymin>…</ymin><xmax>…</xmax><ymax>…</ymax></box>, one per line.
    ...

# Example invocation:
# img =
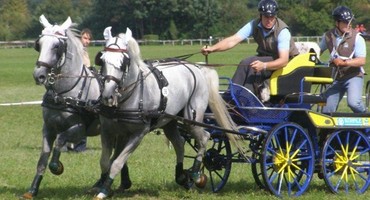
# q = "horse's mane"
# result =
<box><xmin>119</xmin><ymin>33</ymin><xmax>147</xmax><ymax>70</ymax></box>
<box><xmin>66</xmin><ymin>28</ymin><xmax>83</xmax><ymax>59</ymax></box>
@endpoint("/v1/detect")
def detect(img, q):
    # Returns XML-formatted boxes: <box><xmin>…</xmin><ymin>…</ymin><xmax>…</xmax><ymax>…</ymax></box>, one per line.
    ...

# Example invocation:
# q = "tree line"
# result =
<box><xmin>0</xmin><ymin>0</ymin><xmax>369</xmax><ymax>41</ymax></box>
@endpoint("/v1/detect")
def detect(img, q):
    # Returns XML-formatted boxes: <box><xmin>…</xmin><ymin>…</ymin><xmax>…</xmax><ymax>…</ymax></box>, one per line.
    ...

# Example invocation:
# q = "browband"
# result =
<box><xmin>104</xmin><ymin>47</ymin><xmax>127</xmax><ymax>52</ymax></box>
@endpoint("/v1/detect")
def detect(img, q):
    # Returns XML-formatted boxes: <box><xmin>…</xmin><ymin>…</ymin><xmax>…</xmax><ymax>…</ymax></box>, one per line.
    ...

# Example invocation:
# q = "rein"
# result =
<box><xmin>38</xmin><ymin>35</ymin><xmax>101</xmax><ymax>109</ymax></box>
<box><xmin>146</xmin><ymin>51</ymin><xmax>247</xmax><ymax>68</ymax></box>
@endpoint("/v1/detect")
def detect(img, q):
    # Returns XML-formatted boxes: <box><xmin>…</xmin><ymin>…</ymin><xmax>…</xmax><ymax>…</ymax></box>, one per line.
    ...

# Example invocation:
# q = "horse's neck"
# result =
<box><xmin>53</xmin><ymin>46</ymin><xmax>91</xmax><ymax>97</ymax></box>
<box><xmin>123</xmin><ymin>63</ymin><xmax>143</xmax><ymax>87</ymax></box>
<box><xmin>118</xmin><ymin>64</ymin><xmax>152</xmax><ymax>106</ymax></box>
<box><xmin>61</xmin><ymin>48</ymin><xmax>83</xmax><ymax>76</ymax></box>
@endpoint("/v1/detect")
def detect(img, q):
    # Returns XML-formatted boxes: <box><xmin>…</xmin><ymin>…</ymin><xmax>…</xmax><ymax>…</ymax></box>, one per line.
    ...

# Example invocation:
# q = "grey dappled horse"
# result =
<box><xmin>93</xmin><ymin>27</ymin><xmax>238</xmax><ymax>199</ymax></box>
<box><xmin>22</xmin><ymin>15</ymin><xmax>103</xmax><ymax>199</ymax></box>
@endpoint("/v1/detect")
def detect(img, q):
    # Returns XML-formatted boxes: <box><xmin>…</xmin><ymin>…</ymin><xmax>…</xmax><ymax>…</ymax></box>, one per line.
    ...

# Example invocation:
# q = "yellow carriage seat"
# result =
<box><xmin>269</xmin><ymin>51</ymin><xmax>333</xmax><ymax>104</ymax></box>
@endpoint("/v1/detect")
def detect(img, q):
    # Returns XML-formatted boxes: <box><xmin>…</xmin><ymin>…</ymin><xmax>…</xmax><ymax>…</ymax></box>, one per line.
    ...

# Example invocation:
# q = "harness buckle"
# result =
<box><xmin>48</xmin><ymin>72</ymin><xmax>56</xmax><ymax>85</ymax></box>
<box><xmin>64</xmin><ymin>97</ymin><xmax>73</xmax><ymax>105</ymax></box>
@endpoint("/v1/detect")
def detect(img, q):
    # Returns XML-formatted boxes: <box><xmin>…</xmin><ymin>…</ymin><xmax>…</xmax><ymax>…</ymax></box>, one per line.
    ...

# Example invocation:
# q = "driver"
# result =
<box><xmin>201</xmin><ymin>0</ymin><xmax>299</xmax><ymax>102</ymax></box>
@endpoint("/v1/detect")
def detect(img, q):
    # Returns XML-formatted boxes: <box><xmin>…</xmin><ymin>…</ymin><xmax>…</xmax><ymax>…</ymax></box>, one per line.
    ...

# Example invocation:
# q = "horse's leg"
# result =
<box><xmin>114</xmin><ymin>135</ymin><xmax>132</xmax><ymax>192</ymax></box>
<box><xmin>22</xmin><ymin>125</ymin><xmax>55</xmax><ymax>199</ymax></box>
<box><xmin>89</xmin><ymin>139</ymin><xmax>132</xmax><ymax>195</ymax></box>
<box><xmin>48</xmin><ymin>123</ymin><xmax>85</xmax><ymax>175</ymax></box>
<box><xmin>87</xmin><ymin>119</ymin><xmax>114</xmax><ymax>195</ymax></box>
<box><xmin>95</xmin><ymin>129</ymin><xmax>147</xmax><ymax>199</ymax></box>
<box><xmin>86</xmin><ymin>118</ymin><xmax>100</xmax><ymax>137</ymax></box>
<box><xmin>187</xmin><ymin>124</ymin><xmax>210</xmax><ymax>187</ymax></box>
<box><xmin>162</xmin><ymin>121</ymin><xmax>189</xmax><ymax>188</ymax></box>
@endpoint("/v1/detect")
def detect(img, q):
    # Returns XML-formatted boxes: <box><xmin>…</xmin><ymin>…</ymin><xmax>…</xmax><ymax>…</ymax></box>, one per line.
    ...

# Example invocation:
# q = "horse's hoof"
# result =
<box><xmin>93</xmin><ymin>196</ymin><xmax>104</xmax><ymax>200</ymax></box>
<box><xmin>115</xmin><ymin>182</ymin><xmax>132</xmax><ymax>194</ymax></box>
<box><xmin>20</xmin><ymin>192</ymin><xmax>33</xmax><ymax>199</ymax></box>
<box><xmin>93</xmin><ymin>192</ymin><xmax>112</xmax><ymax>200</ymax></box>
<box><xmin>121</xmin><ymin>180</ymin><xmax>132</xmax><ymax>190</ymax></box>
<box><xmin>195</xmin><ymin>174</ymin><xmax>207</xmax><ymax>189</ymax></box>
<box><xmin>49</xmin><ymin>161</ymin><xmax>64</xmax><ymax>175</ymax></box>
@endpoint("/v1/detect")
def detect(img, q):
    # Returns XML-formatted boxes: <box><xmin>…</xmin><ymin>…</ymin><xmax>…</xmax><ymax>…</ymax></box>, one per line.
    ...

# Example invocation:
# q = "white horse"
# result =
<box><xmin>295</xmin><ymin>41</ymin><xmax>321</xmax><ymax>59</ymax></box>
<box><xmin>22</xmin><ymin>15</ymin><xmax>103</xmax><ymax>199</ymax></box>
<box><xmin>92</xmin><ymin>27</ymin><xmax>239</xmax><ymax>199</ymax></box>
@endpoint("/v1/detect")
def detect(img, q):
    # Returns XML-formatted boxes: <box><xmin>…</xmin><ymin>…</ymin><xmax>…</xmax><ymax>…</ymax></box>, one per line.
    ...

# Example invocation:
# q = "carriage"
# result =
<box><xmin>180</xmin><ymin>51</ymin><xmax>370</xmax><ymax>197</ymax></box>
<box><xmin>25</xmin><ymin>15</ymin><xmax>370</xmax><ymax>199</ymax></box>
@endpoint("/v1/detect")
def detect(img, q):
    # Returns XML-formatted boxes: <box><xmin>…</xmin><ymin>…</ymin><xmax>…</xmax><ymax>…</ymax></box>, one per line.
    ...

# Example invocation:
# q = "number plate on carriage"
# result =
<box><xmin>334</xmin><ymin>117</ymin><xmax>370</xmax><ymax>127</ymax></box>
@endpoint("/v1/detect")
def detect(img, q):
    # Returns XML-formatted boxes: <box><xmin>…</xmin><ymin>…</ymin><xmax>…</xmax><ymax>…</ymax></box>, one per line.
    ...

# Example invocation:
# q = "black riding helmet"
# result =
<box><xmin>332</xmin><ymin>6</ymin><xmax>354</xmax><ymax>23</ymax></box>
<box><xmin>258</xmin><ymin>0</ymin><xmax>278</xmax><ymax>17</ymax></box>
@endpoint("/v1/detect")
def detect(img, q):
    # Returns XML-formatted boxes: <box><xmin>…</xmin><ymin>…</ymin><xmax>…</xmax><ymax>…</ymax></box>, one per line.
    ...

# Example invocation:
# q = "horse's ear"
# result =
<box><xmin>39</xmin><ymin>14</ymin><xmax>52</xmax><ymax>28</ymax></box>
<box><xmin>125</xmin><ymin>28</ymin><xmax>132</xmax><ymax>40</ymax></box>
<box><xmin>61</xmin><ymin>16</ymin><xmax>72</xmax><ymax>30</ymax></box>
<box><xmin>103</xmin><ymin>26</ymin><xmax>112</xmax><ymax>40</ymax></box>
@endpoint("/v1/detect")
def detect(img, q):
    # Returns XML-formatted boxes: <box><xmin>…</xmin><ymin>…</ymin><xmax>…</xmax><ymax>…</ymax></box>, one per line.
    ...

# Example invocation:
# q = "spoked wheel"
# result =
<box><xmin>321</xmin><ymin>130</ymin><xmax>370</xmax><ymax>194</ymax></box>
<box><xmin>183</xmin><ymin>132</ymin><xmax>232</xmax><ymax>193</ymax></box>
<box><xmin>203</xmin><ymin>135</ymin><xmax>232</xmax><ymax>192</ymax></box>
<box><xmin>261</xmin><ymin>122</ymin><xmax>315</xmax><ymax>197</ymax></box>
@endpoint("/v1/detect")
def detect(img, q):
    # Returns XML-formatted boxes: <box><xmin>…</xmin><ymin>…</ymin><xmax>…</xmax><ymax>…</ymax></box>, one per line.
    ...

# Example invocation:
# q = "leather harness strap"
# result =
<box><xmin>147</xmin><ymin>65</ymin><xmax>169</xmax><ymax>113</ymax></box>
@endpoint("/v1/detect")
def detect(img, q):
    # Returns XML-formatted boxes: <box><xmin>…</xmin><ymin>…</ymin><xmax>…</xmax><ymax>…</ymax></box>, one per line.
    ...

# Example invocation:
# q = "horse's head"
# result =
<box><xmin>99</xmin><ymin>27</ymin><xmax>133</xmax><ymax>107</ymax></box>
<box><xmin>33</xmin><ymin>15</ymin><xmax>72</xmax><ymax>85</ymax></box>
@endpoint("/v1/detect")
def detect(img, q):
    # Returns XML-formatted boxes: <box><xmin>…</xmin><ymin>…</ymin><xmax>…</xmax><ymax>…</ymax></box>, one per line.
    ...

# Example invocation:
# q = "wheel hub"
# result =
<box><xmin>334</xmin><ymin>152</ymin><xmax>358</xmax><ymax>173</ymax></box>
<box><xmin>204</xmin><ymin>148</ymin><xmax>225</xmax><ymax>171</ymax></box>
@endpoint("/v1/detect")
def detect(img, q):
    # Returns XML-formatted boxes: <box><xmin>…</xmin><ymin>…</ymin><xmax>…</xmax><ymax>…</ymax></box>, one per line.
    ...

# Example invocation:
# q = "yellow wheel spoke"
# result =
<box><xmin>288</xmin><ymin>166</ymin><xmax>296</xmax><ymax>183</ymax></box>
<box><xmin>276</xmin><ymin>152</ymin><xmax>287</xmax><ymax>161</ymax></box>
<box><xmin>339</xmin><ymin>144</ymin><xmax>348</xmax><ymax>162</ymax></box>
<box><xmin>334</xmin><ymin>160</ymin><xmax>347</xmax><ymax>164</ymax></box>
<box><xmin>334</xmin><ymin>163</ymin><xmax>345</xmax><ymax>173</ymax></box>
<box><xmin>291</xmin><ymin>162</ymin><xmax>302</xmax><ymax>171</ymax></box>
<box><xmin>278</xmin><ymin>144</ymin><xmax>284</xmax><ymax>158</ymax></box>
<box><xmin>277</xmin><ymin>163</ymin><xmax>288</xmax><ymax>174</ymax></box>
<box><xmin>286</xmin><ymin>141</ymin><xmax>291</xmax><ymax>158</ymax></box>
<box><xmin>291</xmin><ymin>148</ymin><xmax>300</xmax><ymax>160</ymax></box>
<box><xmin>339</xmin><ymin>166</ymin><xmax>349</xmax><ymax>183</ymax></box>
<box><xmin>334</xmin><ymin>150</ymin><xmax>346</xmax><ymax>163</ymax></box>
<box><xmin>349</xmin><ymin>146</ymin><xmax>358</xmax><ymax>160</ymax></box>
<box><xmin>287</xmin><ymin>166</ymin><xmax>291</xmax><ymax>182</ymax></box>
<box><xmin>349</xmin><ymin>167</ymin><xmax>359</xmax><ymax>182</ymax></box>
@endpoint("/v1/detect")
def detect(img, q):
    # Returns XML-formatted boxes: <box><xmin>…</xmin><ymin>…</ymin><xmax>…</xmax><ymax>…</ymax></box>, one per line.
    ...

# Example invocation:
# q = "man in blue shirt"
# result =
<box><xmin>319</xmin><ymin>6</ymin><xmax>366</xmax><ymax>113</ymax></box>
<box><xmin>201</xmin><ymin>0</ymin><xmax>298</xmax><ymax>102</ymax></box>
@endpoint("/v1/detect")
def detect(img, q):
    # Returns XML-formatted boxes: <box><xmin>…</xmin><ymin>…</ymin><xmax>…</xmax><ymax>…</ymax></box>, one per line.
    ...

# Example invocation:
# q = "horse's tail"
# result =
<box><xmin>201</xmin><ymin>67</ymin><xmax>247</xmax><ymax>158</ymax></box>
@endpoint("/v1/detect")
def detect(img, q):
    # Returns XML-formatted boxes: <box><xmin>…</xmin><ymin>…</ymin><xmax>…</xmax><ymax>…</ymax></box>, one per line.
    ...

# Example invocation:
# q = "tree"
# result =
<box><xmin>25</xmin><ymin>0</ymin><xmax>78</xmax><ymax>39</ymax></box>
<box><xmin>0</xmin><ymin>0</ymin><xmax>31</xmax><ymax>40</ymax></box>
<box><xmin>212</xmin><ymin>0</ymin><xmax>254</xmax><ymax>37</ymax></box>
<box><xmin>2</xmin><ymin>0</ymin><xmax>370</xmax><ymax>41</ymax></box>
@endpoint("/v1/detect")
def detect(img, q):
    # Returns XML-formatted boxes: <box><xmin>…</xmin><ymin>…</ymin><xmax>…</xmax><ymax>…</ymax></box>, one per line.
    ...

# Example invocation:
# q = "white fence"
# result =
<box><xmin>0</xmin><ymin>36</ymin><xmax>322</xmax><ymax>49</ymax></box>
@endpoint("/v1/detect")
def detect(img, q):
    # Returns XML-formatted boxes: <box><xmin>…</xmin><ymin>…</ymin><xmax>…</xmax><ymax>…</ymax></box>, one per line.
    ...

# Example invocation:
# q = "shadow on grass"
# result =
<box><xmin>10</xmin><ymin>184</ymin><xmax>162</xmax><ymax>199</ymax></box>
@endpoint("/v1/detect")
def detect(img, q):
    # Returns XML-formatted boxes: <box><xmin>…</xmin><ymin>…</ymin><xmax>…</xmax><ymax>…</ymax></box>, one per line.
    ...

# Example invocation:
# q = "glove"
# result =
<box><xmin>332</xmin><ymin>58</ymin><xmax>346</xmax><ymax>67</ymax></box>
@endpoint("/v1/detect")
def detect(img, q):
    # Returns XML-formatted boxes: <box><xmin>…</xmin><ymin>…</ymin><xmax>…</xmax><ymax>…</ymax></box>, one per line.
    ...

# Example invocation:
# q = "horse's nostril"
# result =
<box><xmin>39</xmin><ymin>75</ymin><xmax>46</xmax><ymax>83</ymax></box>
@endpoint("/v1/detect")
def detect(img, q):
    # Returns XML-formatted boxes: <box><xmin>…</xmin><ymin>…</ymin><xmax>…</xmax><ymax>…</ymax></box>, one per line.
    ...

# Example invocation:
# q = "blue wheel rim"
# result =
<box><xmin>322</xmin><ymin>130</ymin><xmax>370</xmax><ymax>194</ymax></box>
<box><xmin>262</xmin><ymin>122</ymin><xmax>314</xmax><ymax>197</ymax></box>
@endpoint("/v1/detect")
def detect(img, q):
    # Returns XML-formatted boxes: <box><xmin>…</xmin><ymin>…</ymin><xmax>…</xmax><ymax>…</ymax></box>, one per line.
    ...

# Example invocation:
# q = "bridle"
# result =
<box><xmin>101</xmin><ymin>37</ymin><xmax>131</xmax><ymax>87</ymax></box>
<box><xmin>34</xmin><ymin>34</ymin><xmax>67</xmax><ymax>71</ymax></box>
<box><xmin>34</xmin><ymin>33</ymin><xmax>90</xmax><ymax>96</ymax></box>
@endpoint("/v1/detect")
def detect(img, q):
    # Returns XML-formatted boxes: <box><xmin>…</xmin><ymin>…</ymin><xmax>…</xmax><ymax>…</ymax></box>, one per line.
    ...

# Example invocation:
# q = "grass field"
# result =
<box><xmin>1</xmin><ymin>44</ymin><xmax>370</xmax><ymax>199</ymax></box>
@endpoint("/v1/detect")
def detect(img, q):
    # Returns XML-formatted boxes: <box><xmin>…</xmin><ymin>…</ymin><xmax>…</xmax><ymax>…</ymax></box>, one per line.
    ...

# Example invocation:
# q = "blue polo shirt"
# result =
<box><xmin>236</xmin><ymin>19</ymin><xmax>291</xmax><ymax>51</ymax></box>
<box><xmin>319</xmin><ymin>31</ymin><xmax>366</xmax><ymax>58</ymax></box>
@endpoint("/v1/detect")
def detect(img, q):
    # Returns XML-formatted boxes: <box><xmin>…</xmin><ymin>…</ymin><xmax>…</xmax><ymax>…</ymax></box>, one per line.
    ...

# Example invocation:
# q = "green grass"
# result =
<box><xmin>1</xmin><ymin>44</ymin><xmax>370</xmax><ymax>199</ymax></box>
